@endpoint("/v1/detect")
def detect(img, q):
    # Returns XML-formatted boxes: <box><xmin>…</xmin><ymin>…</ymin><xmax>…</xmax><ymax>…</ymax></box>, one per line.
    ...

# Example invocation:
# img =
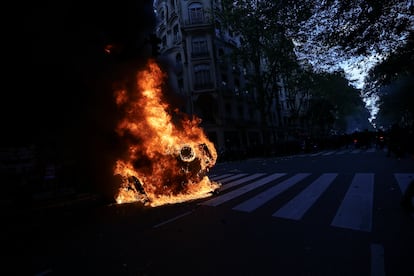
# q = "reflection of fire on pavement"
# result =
<box><xmin>113</xmin><ymin>59</ymin><xmax>221</xmax><ymax>207</ymax></box>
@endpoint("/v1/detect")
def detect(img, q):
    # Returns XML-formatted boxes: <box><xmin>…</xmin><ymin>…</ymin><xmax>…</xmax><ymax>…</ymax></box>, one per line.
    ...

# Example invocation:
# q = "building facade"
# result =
<box><xmin>154</xmin><ymin>0</ymin><xmax>274</xmax><ymax>158</ymax></box>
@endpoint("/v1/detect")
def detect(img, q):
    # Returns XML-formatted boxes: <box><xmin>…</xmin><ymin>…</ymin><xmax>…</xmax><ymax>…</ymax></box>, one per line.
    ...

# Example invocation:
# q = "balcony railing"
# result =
<box><xmin>183</xmin><ymin>16</ymin><xmax>212</xmax><ymax>27</ymax></box>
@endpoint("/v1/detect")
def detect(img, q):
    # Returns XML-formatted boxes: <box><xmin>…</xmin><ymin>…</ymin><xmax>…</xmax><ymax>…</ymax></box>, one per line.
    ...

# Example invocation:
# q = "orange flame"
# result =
<box><xmin>113</xmin><ymin>59</ymin><xmax>220</xmax><ymax>207</ymax></box>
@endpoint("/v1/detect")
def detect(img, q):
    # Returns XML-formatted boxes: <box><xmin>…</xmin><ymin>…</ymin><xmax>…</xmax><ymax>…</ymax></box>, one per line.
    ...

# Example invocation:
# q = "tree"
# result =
<box><xmin>306</xmin><ymin>71</ymin><xmax>367</xmax><ymax>135</ymax></box>
<box><xmin>283</xmin><ymin>0</ymin><xmax>413</xmax><ymax>127</ymax></box>
<box><xmin>365</xmin><ymin>31</ymin><xmax>414</xmax><ymax>128</ymax></box>
<box><xmin>365</xmin><ymin>31</ymin><xmax>414</xmax><ymax>90</ymax></box>
<box><xmin>215</xmin><ymin>0</ymin><xmax>412</xmax><ymax>136</ymax></box>
<box><xmin>291</xmin><ymin>0</ymin><xmax>413</xmax><ymax>74</ymax></box>
<box><xmin>375</xmin><ymin>75</ymin><xmax>414</xmax><ymax>128</ymax></box>
<box><xmin>215</xmin><ymin>0</ymin><xmax>310</xmax><ymax>142</ymax></box>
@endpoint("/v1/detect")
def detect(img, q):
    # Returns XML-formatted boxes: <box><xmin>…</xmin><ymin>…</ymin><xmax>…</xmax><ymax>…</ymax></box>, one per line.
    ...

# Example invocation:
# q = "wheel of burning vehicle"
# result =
<box><xmin>179</xmin><ymin>145</ymin><xmax>196</xmax><ymax>162</ymax></box>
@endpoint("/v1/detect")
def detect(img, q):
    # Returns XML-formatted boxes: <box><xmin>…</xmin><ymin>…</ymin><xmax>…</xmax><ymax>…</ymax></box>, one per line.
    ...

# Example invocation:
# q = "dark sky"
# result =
<box><xmin>4</xmin><ymin>1</ymin><xmax>157</xmax><ymax>195</ymax></box>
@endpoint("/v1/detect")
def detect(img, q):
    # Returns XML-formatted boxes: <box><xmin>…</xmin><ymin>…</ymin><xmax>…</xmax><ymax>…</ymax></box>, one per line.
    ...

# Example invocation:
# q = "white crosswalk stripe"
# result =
<box><xmin>201</xmin><ymin>173</ymin><xmax>286</xmax><ymax>207</ymax></box>
<box><xmin>220</xmin><ymin>173</ymin><xmax>267</xmax><ymax>192</ymax></box>
<box><xmin>233</xmin><ymin>173</ymin><xmax>310</xmax><ymax>212</ymax></box>
<box><xmin>394</xmin><ymin>173</ymin><xmax>414</xmax><ymax>194</ymax></box>
<box><xmin>293</xmin><ymin>147</ymin><xmax>386</xmax><ymax>158</ymax></box>
<box><xmin>331</xmin><ymin>173</ymin><xmax>374</xmax><ymax>232</ymax></box>
<box><xmin>213</xmin><ymin>173</ymin><xmax>248</xmax><ymax>183</ymax></box>
<box><xmin>273</xmin><ymin>173</ymin><xmax>337</xmax><ymax>220</ymax></box>
<box><xmin>210</xmin><ymin>173</ymin><xmax>234</xmax><ymax>181</ymax></box>
<box><xmin>321</xmin><ymin>151</ymin><xmax>336</xmax><ymax>156</ymax></box>
<box><xmin>203</xmin><ymin>171</ymin><xmax>413</xmax><ymax>232</ymax></box>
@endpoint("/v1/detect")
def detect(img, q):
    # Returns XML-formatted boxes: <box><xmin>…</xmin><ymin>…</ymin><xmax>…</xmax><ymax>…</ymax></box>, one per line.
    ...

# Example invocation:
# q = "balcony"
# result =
<box><xmin>183</xmin><ymin>16</ymin><xmax>212</xmax><ymax>29</ymax></box>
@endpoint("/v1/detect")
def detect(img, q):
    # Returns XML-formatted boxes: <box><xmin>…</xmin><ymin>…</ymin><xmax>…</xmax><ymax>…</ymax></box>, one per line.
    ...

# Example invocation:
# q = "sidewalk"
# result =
<box><xmin>1</xmin><ymin>191</ymin><xmax>105</xmax><ymax>217</ymax></box>
<box><xmin>31</xmin><ymin>192</ymin><xmax>104</xmax><ymax>212</ymax></box>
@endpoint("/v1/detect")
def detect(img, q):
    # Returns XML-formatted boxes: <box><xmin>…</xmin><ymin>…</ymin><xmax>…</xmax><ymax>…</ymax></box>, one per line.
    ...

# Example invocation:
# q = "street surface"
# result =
<box><xmin>5</xmin><ymin>147</ymin><xmax>414</xmax><ymax>275</ymax></box>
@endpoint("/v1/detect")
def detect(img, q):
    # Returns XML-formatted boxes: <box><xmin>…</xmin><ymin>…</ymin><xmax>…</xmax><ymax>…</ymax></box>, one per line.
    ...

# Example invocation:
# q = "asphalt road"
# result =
<box><xmin>6</xmin><ymin>147</ymin><xmax>414</xmax><ymax>275</ymax></box>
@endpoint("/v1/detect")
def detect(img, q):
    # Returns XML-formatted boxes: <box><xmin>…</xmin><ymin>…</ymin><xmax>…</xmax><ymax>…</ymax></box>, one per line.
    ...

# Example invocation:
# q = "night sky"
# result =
<box><xmin>6</xmin><ymin>1</ymin><xmax>157</xmax><ymax>196</ymax></box>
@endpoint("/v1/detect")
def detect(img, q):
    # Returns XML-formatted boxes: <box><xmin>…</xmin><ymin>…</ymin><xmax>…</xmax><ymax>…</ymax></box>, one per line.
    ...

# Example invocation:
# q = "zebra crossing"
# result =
<box><xmin>297</xmin><ymin>147</ymin><xmax>385</xmax><ymax>158</ymax></box>
<box><xmin>203</xmin><ymin>172</ymin><xmax>414</xmax><ymax>232</ymax></box>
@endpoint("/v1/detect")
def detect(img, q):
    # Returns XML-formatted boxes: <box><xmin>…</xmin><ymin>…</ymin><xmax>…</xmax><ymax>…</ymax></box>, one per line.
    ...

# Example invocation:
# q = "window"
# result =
<box><xmin>176</xmin><ymin>53</ymin><xmax>183</xmax><ymax>74</ymax></box>
<box><xmin>194</xmin><ymin>64</ymin><xmax>212</xmax><ymax>89</ymax></box>
<box><xmin>178</xmin><ymin>78</ymin><xmax>184</xmax><ymax>94</ymax></box>
<box><xmin>173</xmin><ymin>25</ymin><xmax>180</xmax><ymax>42</ymax></box>
<box><xmin>192</xmin><ymin>36</ymin><xmax>208</xmax><ymax>57</ymax></box>
<box><xmin>188</xmin><ymin>2</ymin><xmax>204</xmax><ymax>24</ymax></box>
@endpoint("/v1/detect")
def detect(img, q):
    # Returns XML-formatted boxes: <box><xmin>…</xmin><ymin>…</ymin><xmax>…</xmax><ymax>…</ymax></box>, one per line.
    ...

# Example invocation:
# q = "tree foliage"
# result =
<box><xmin>366</xmin><ymin>31</ymin><xmax>414</xmax><ymax>90</ymax></box>
<box><xmin>216</xmin><ymin>0</ymin><xmax>311</xmax><ymax>130</ymax></box>
<box><xmin>215</xmin><ymin>0</ymin><xmax>413</xmax><ymax>135</ymax></box>
<box><xmin>365</xmin><ymin>30</ymin><xmax>414</xmax><ymax>127</ymax></box>
<box><xmin>307</xmin><ymin>71</ymin><xmax>367</xmax><ymax>133</ymax></box>
<box><xmin>375</xmin><ymin>75</ymin><xmax>414</xmax><ymax>128</ymax></box>
<box><xmin>291</xmin><ymin>0</ymin><xmax>413</xmax><ymax>79</ymax></box>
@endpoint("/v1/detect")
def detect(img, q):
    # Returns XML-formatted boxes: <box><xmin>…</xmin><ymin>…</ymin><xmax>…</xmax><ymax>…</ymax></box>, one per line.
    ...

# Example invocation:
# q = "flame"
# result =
<box><xmin>113</xmin><ymin>59</ymin><xmax>221</xmax><ymax>207</ymax></box>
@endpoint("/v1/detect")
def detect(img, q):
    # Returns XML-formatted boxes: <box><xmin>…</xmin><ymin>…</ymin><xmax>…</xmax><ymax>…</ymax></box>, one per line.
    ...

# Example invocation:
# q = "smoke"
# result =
<box><xmin>19</xmin><ymin>0</ymin><xmax>157</xmax><ymax>198</ymax></box>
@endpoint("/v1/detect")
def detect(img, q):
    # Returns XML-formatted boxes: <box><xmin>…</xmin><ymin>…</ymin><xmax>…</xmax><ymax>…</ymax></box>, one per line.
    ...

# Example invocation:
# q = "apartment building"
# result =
<box><xmin>154</xmin><ymin>0</ymin><xmax>277</xmax><ymax>157</ymax></box>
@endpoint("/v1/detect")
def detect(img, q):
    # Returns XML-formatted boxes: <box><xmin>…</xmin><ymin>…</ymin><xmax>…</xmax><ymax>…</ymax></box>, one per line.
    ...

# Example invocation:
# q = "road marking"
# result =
<box><xmin>371</xmin><ymin>244</ymin><xmax>385</xmax><ymax>276</ymax></box>
<box><xmin>152</xmin><ymin>211</ymin><xmax>193</xmax><ymax>228</ymax></box>
<box><xmin>200</xmin><ymin>173</ymin><xmax>286</xmax><ymax>207</ymax></box>
<box><xmin>322</xmin><ymin>151</ymin><xmax>335</xmax><ymax>156</ymax></box>
<box><xmin>215</xmin><ymin>173</ymin><xmax>249</xmax><ymax>183</ymax></box>
<box><xmin>220</xmin><ymin>173</ymin><xmax>267</xmax><ymax>192</ymax></box>
<box><xmin>394</xmin><ymin>173</ymin><xmax>414</xmax><ymax>194</ymax></box>
<box><xmin>273</xmin><ymin>173</ymin><xmax>337</xmax><ymax>220</ymax></box>
<box><xmin>395</xmin><ymin>173</ymin><xmax>414</xmax><ymax>220</ymax></box>
<box><xmin>233</xmin><ymin>173</ymin><xmax>311</xmax><ymax>212</ymax></box>
<box><xmin>331</xmin><ymin>173</ymin><xmax>374</xmax><ymax>232</ymax></box>
<box><xmin>210</xmin><ymin>173</ymin><xmax>234</xmax><ymax>181</ymax></box>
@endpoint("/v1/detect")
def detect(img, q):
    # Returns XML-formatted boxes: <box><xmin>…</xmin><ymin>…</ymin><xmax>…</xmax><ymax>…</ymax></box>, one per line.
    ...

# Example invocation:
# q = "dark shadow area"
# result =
<box><xmin>1</xmin><ymin>1</ymin><xmax>158</xmax><ymax>209</ymax></box>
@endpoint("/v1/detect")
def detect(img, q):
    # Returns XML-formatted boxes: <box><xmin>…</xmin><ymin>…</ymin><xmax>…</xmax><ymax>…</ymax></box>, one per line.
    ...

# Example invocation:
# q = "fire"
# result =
<box><xmin>113</xmin><ymin>59</ymin><xmax>221</xmax><ymax>207</ymax></box>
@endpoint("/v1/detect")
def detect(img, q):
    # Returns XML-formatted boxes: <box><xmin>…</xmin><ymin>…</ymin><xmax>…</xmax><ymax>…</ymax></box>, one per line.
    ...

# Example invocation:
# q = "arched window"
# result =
<box><xmin>188</xmin><ymin>2</ymin><xmax>204</xmax><ymax>24</ymax></box>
